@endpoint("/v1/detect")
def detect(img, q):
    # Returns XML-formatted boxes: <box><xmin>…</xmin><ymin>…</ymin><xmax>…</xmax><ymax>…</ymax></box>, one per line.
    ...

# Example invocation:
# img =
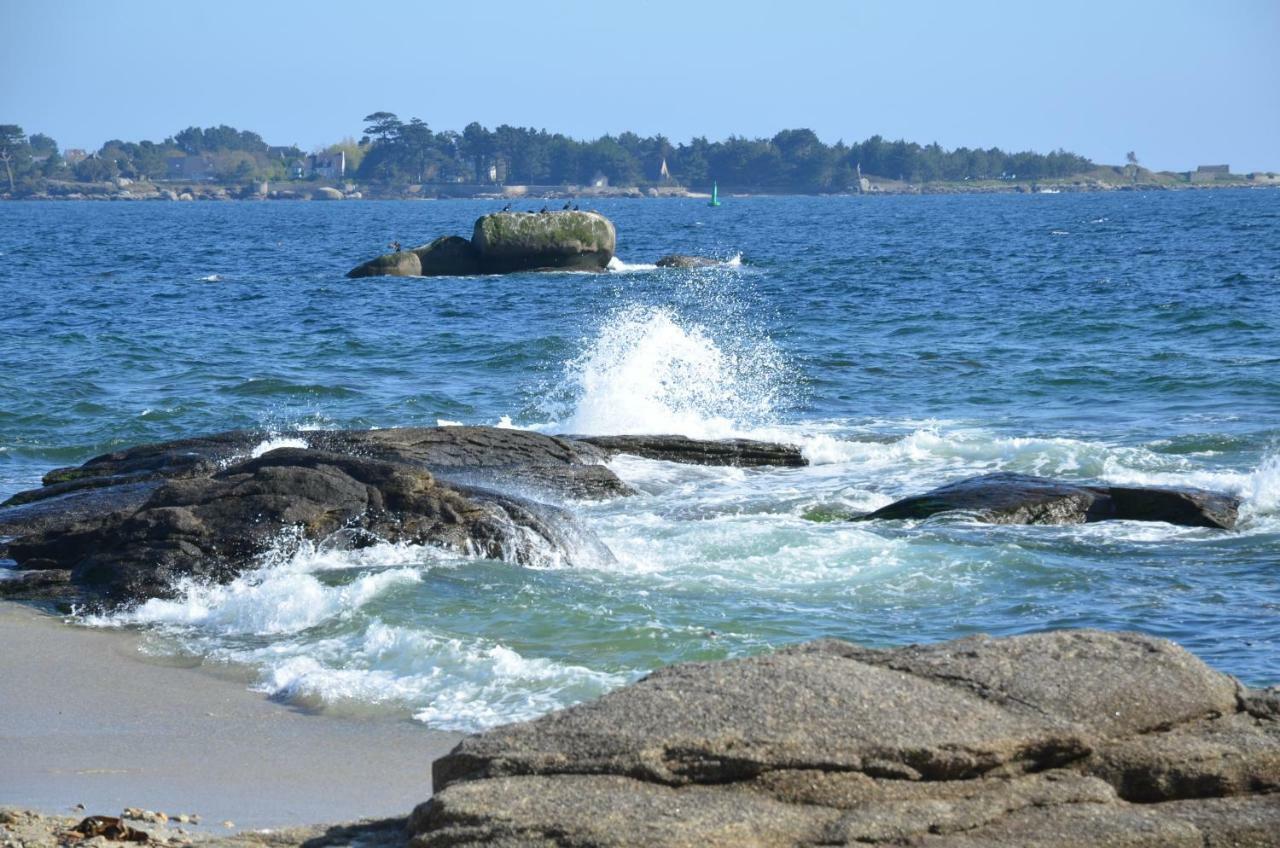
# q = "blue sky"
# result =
<box><xmin>6</xmin><ymin>0</ymin><xmax>1278</xmax><ymax>171</ymax></box>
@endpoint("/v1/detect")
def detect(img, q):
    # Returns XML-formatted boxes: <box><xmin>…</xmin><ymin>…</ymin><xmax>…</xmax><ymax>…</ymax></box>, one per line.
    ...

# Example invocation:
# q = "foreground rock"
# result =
<box><xmin>0</xmin><ymin>427</ymin><xmax>631</xmax><ymax>606</ymax></box>
<box><xmin>412</xmin><ymin>630</ymin><xmax>1279</xmax><ymax>847</ymax></box>
<box><xmin>575</xmin><ymin>434</ymin><xmax>806</xmax><ymax>467</ymax></box>
<box><xmin>0</xmin><ymin>427</ymin><xmax>814</xmax><ymax>607</ymax></box>
<box><xmin>0</xmin><ymin>807</ymin><xmax>411</xmax><ymax>848</ymax></box>
<box><xmin>347</xmin><ymin>211</ymin><xmax>616</xmax><ymax>278</ymax></box>
<box><xmin>859</xmin><ymin>472</ymin><xmax>1240</xmax><ymax>529</ymax></box>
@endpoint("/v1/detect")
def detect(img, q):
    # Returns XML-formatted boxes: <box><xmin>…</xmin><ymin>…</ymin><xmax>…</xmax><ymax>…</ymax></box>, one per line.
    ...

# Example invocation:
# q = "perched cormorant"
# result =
<box><xmin>539</xmin><ymin>205</ymin><xmax>548</xmax><ymax>213</ymax></box>
<box><xmin>501</xmin><ymin>203</ymin><xmax>511</xmax><ymax>212</ymax></box>
<box><xmin>572</xmin><ymin>204</ymin><xmax>580</xmax><ymax>211</ymax></box>
<box><xmin>562</xmin><ymin>201</ymin><xmax>572</xmax><ymax>210</ymax></box>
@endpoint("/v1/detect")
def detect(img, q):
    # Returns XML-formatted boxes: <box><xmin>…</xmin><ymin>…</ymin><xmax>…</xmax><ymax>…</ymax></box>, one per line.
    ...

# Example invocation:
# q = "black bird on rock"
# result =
<box><xmin>562</xmin><ymin>201</ymin><xmax>572</xmax><ymax>210</ymax></box>
<box><xmin>539</xmin><ymin>205</ymin><xmax>548</xmax><ymax>213</ymax></box>
<box><xmin>501</xmin><ymin>203</ymin><xmax>511</xmax><ymax>212</ymax></box>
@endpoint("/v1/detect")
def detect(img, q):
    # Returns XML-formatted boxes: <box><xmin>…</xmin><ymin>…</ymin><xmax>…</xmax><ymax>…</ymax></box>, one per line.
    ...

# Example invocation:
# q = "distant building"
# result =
<box><xmin>1190</xmin><ymin>164</ymin><xmax>1230</xmax><ymax>183</ymax></box>
<box><xmin>63</xmin><ymin>149</ymin><xmax>87</xmax><ymax>163</ymax></box>
<box><xmin>308</xmin><ymin>151</ymin><xmax>345</xmax><ymax>180</ymax></box>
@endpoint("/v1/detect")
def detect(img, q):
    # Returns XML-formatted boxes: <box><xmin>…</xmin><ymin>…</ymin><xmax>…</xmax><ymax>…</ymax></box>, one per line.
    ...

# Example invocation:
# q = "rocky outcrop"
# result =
<box><xmin>411</xmin><ymin>630</ymin><xmax>1279</xmax><ymax>847</ymax></box>
<box><xmin>346</xmin><ymin>250</ymin><xmax>422</xmax><ymax>278</ymax></box>
<box><xmin>0</xmin><ymin>427</ymin><xmax>633</xmax><ymax>607</ymax></box>
<box><xmin>313</xmin><ymin>186</ymin><xmax>343</xmax><ymax>200</ymax></box>
<box><xmin>655</xmin><ymin>254</ymin><xmax>722</xmax><ymax>268</ymax></box>
<box><xmin>574</xmin><ymin>434</ymin><xmax>806</xmax><ymax>467</ymax></box>
<box><xmin>2</xmin><ymin>448</ymin><xmax>590</xmax><ymax>603</ymax></box>
<box><xmin>346</xmin><ymin>211</ymin><xmax>616</xmax><ymax>277</ymax></box>
<box><xmin>412</xmin><ymin>235</ymin><xmax>481</xmax><ymax>277</ymax></box>
<box><xmin>472</xmin><ymin>211</ymin><xmax>615</xmax><ymax>273</ymax></box>
<box><xmin>859</xmin><ymin>472</ymin><xmax>1240</xmax><ymax>529</ymax></box>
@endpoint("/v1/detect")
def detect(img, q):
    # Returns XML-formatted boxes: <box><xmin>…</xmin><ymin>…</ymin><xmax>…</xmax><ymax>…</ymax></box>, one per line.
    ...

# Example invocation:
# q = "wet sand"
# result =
<box><xmin>0</xmin><ymin>602</ymin><xmax>463</xmax><ymax>829</ymax></box>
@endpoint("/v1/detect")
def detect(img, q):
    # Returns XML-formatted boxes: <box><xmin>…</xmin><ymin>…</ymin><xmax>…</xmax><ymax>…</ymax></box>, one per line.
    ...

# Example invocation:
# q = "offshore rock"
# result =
<box><xmin>471</xmin><ymin>210</ymin><xmax>616</xmax><ymax>273</ymax></box>
<box><xmin>346</xmin><ymin>250</ymin><xmax>422</xmax><ymax>278</ymax></box>
<box><xmin>655</xmin><ymin>254</ymin><xmax>722</xmax><ymax>268</ymax></box>
<box><xmin>0</xmin><ymin>426</ymin><xmax>633</xmax><ymax>606</ymax></box>
<box><xmin>859</xmin><ymin>472</ymin><xmax>1239</xmax><ymax>529</ymax></box>
<box><xmin>574</xmin><ymin>434</ymin><xmax>806</xmax><ymax>467</ymax></box>
<box><xmin>411</xmin><ymin>235</ymin><xmax>481</xmax><ymax>277</ymax></box>
<box><xmin>412</xmin><ymin>630</ymin><xmax>1279</xmax><ymax>847</ymax></box>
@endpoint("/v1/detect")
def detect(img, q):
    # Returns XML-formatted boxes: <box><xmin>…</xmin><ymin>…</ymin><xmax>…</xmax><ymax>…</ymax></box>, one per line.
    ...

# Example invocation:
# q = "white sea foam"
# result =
<box><xmin>246</xmin><ymin>620</ymin><xmax>627</xmax><ymax>729</ymax></box>
<box><xmin>606</xmin><ymin>257</ymin><xmax>658</xmax><ymax>272</ymax></box>
<box><xmin>99</xmin><ymin>545</ymin><xmax>422</xmax><ymax>637</ymax></box>
<box><xmin>250</xmin><ymin>436</ymin><xmax>309</xmax><ymax>458</ymax></box>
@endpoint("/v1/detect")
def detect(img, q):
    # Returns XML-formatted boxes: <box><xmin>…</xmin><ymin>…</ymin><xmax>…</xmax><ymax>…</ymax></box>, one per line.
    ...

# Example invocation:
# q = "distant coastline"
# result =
<box><xmin>5</xmin><ymin>119</ymin><xmax>1276</xmax><ymax>203</ymax></box>
<box><xmin>5</xmin><ymin>173</ymin><xmax>1277</xmax><ymax>203</ymax></box>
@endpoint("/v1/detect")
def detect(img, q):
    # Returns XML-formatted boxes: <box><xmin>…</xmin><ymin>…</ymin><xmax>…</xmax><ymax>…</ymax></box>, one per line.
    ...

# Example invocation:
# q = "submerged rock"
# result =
<box><xmin>574</xmin><ymin>434</ymin><xmax>806</xmax><ymax>467</ymax></box>
<box><xmin>655</xmin><ymin>254</ymin><xmax>722</xmax><ymax>268</ymax></box>
<box><xmin>859</xmin><ymin>472</ymin><xmax>1239</xmax><ymax>529</ymax></box>
<box><xmin>412</xmin><ymin>630</ymin><xmax>1279</xmax><ymax>847</ymax></box>
<box><xmin>471</xmin><ymin>210</ymin><xmax>615</xmax><ymax>273</ymax></box>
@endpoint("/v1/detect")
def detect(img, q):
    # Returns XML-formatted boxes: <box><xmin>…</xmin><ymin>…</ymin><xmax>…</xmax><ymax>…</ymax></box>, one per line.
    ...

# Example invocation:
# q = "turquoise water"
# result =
<box><xmin>1</xmin><ymin>191</ymin><xmax>1277</xmax><ymax>729</ymax></box>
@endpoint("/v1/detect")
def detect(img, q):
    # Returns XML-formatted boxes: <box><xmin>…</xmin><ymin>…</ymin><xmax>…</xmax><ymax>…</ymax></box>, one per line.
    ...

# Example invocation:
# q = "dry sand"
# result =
<box><xmin>0</xmin><ymin>602</ymin><xmax>463</xmax><ymax>831</ymax></box>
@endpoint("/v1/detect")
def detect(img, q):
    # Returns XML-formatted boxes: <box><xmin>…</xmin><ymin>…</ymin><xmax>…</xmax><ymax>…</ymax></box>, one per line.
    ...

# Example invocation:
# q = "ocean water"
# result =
<box><xmin>1</xmin><ymin>191</ymin><xmax>1277</xmax><ymax>730</ymax></box>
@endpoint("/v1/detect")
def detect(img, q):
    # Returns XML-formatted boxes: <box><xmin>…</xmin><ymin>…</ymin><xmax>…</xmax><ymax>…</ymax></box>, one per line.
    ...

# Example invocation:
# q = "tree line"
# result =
<box><xmin>0</xmin><ymin>116</ymin><xmax>1095</xmax><ymax>195</ymax></box>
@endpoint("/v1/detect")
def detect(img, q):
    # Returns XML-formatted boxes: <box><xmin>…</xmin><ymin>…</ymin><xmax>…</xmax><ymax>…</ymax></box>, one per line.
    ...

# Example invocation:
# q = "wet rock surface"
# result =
<box><xmin>655</xmin><ymin>254</ymin><xmax>722</xmax><ymax>268</ymax></box>
<box><xmin>0</xmin><ymin>427</ymin><xmax>814</xmax><ymax>607</ymax></box>
<box><xmin>573</xmin><ymin>434</ymin><xmax>807</xmax><ymax>467</ymax></box>
<box><xmin>859</xmin><ymin>472</ymin><xmax>1240</xmax><ymax>529</ymax></box>
<box><xmin>413</xmin><ymin>630</ymin><xmax>1279</xmax><ymax>847</ymax></box>
<box><xmin>0</xmin><ymin>427</ymin><xmax>631</xmax><ymax>606</ymax></box>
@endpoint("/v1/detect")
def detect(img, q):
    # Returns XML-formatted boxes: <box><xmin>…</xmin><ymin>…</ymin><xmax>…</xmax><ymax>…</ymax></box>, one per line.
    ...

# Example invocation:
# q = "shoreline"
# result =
<box><xmin>0</xmin><ymin>601</ymin><xmax>463</xmax><ymax>831</ymax></box>
<box><xmin>2</xmin><ymin>180</ymin><xmax>1276</xmax><ymax>203</ymax></box>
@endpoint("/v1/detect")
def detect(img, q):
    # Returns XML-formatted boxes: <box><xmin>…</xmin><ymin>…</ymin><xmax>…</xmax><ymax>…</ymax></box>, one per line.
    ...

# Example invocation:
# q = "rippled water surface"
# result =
<box><xmin>2</xmin><ymin>192</ymin><xmax>1277</xmax><ymax>729</ymax></box>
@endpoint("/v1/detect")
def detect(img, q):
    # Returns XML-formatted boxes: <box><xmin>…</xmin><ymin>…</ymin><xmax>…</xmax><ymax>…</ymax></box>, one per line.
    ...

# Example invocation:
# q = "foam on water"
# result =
<box><xmin>257</xmin><ymin>621</ymin><xmax>626</xmax><ymax>729</ymax></box>
<box><xmin>92</xmin><ymin>538</ymin><xmax>428</xmax><ymax>635</ymax></box>
<box><xmin>606</xmin><ymin>257</ymin><xmax>659</xmax><ymax>272</ymax></box>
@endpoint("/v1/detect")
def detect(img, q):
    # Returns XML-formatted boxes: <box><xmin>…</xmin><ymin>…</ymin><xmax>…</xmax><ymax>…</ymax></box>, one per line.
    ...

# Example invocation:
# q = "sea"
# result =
<box><xmin>1</xmin><ymin>190</ymin><xmax>1277</xmax><ymax>731</ymax></box>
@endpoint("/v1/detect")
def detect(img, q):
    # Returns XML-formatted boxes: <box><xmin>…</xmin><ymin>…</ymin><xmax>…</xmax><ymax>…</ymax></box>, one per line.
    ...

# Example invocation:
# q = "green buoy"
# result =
<box><xmin>708</xmin><ymin>181</ymin><xmax>721</xmax><ymax>207</ymax></box>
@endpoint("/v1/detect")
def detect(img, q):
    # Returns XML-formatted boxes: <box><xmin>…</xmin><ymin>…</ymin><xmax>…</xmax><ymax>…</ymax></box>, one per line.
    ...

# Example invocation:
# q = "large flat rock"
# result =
<box><xmin>412</xmin><ymin>630</ymin><xmax>1279</xmax><ymax>847</ymax></box>
<box><xmin>573</xmin><ymin>434</ymin><xmax>806</xmax><ymax>467</ymax></box>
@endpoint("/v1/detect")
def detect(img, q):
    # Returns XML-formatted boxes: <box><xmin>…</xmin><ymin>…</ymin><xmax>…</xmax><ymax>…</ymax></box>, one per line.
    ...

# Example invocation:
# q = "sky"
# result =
<box><xmin>5</xmin><ymin>0</ymin><xmax>1278</xmax><ymax>172</ymax></box>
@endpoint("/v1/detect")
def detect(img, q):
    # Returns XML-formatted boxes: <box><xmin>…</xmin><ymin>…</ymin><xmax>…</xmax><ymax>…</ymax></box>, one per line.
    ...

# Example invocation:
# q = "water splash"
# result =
<box><xmin>556</xmin><ymin>304</ymin><xmax>790</xmax><ymax>438</ymax></box>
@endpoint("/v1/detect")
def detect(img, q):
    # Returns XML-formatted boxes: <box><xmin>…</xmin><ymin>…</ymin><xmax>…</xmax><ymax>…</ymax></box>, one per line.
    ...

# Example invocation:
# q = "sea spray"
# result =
<box><xmin>555</xmin><ymin>304</ymin><xmax>791</xmax><ymax>437</ymax></box>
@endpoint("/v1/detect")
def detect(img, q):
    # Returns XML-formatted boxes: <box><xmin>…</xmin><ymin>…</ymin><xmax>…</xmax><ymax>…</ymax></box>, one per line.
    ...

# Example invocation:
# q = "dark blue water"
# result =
<box><xmin>2</xmin><ymin>192</ymin><xmax>1277</xmax><ymax>729</ymax></box>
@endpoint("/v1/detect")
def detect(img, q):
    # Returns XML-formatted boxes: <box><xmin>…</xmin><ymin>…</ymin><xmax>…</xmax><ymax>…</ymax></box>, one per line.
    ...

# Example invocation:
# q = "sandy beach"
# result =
<box><xmin>0</xmin><ymin>602</ymin><xmax>463</xmax><ymax>830</ymax></box>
